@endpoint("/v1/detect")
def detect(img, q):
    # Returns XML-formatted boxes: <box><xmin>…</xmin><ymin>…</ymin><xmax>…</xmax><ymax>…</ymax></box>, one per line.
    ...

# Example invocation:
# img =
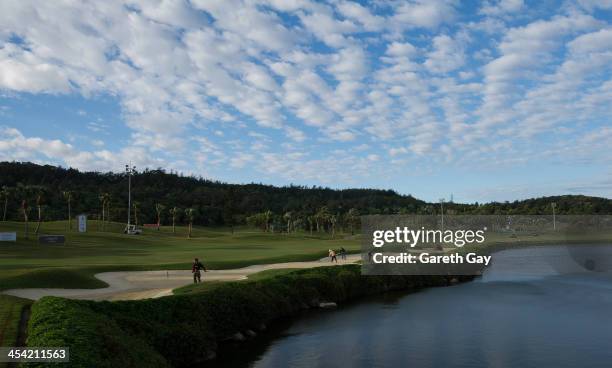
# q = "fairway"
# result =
<box><xmin>0</xmin><ymin>220</ymin><xmax>359</xmax><ymax>291</ymax></box>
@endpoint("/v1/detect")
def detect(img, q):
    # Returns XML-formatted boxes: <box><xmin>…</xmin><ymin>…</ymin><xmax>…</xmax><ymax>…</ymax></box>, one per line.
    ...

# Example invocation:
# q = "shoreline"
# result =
<box><xmin>26</xmin><ymin>265</ymin><xmax>476</xmax><ymax>365</ymax></box>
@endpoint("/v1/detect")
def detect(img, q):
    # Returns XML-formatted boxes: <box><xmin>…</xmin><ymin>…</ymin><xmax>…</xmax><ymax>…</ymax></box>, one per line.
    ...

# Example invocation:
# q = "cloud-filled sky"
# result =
<box><xmin>0</xmin><ymin>0</ymin><xmax>611</xmax><ymax>202</ymax></box>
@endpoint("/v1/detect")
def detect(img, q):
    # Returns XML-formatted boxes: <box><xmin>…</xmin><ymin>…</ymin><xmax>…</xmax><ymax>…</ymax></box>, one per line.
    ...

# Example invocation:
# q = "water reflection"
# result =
<box><xmin>214</xmin><ymin>245</ymin><xmax>612</xmax><ymax>368</ymax></box>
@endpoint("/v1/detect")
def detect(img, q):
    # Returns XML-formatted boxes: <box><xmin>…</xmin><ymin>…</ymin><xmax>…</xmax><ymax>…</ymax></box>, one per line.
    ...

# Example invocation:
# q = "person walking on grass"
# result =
<box><xmin>329</xmin><ymin>249</ymin><xmax>337</xmax><ymax>263</ymax></box>
<box><xmin>192</xmin><ymin>257</ymin><xmax>207</xmax><ymax>283</ymax></box>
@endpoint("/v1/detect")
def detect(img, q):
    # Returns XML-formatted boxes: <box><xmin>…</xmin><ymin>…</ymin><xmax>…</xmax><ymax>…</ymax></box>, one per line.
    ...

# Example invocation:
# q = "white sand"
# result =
<box><xmin>2</xmin><ymin>254</ymin><xmax>360</xmax><ymax>301</ymax></box>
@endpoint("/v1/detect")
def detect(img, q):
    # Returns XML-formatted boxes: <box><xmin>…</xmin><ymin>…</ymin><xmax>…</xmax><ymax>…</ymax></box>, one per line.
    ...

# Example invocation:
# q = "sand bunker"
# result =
<box><xmin>2</xmin><ymin>254</ymin><xmax>360</xmax><ymax>301</ymax></box>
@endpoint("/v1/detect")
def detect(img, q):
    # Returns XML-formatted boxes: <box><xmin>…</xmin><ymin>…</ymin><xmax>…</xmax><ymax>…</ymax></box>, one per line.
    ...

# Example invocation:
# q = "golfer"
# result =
<box><xmin>329</xmin><ymin>249</ymin><xmax>337</xmax><ymax>263</ymax></box>
<box><xmin>192</xmin><ymin>257</ymin><xmax>207</xmax><ymax>283</ymax></box>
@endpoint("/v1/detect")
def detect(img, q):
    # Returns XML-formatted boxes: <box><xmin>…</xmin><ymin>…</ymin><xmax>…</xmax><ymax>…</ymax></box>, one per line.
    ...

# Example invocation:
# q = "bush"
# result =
<box><xmin>27</xmin><ymin>298</ymin><xmax>168</xmax><ymax>368</ymax></box>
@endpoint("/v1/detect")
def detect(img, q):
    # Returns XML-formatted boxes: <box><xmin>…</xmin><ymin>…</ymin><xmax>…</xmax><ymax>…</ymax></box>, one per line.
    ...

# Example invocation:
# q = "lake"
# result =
<box><xmin>220</xmin><ymin>245</ymin><xmax>612</xmax><ymax>368</ymax></box>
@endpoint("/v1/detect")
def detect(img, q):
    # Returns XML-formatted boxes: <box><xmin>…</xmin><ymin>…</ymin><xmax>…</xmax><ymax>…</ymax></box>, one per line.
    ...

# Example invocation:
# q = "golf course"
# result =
<box><xmin>0</xmin><ymin>220</ymin><xmax>359</xmax><ymax>290</ymax></box>
<box><xmin>0</xmin><ymin>219</ymin><xmax>359</xmax><ymax>360</ymax></box>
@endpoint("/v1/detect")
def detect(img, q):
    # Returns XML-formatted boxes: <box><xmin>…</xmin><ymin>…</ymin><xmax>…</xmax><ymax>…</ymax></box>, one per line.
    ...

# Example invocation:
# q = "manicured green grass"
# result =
<box><xmin>0</xmin><ymin>220</ymin><xmax>359</xmax><ymax>290</ymax></box>
<box><xmin>245</xmin><ymin>268</ymin><xmax>300</xmax><ymax>280</ymax></box>
<box><xmin>0</xmin><ymin>294</ymin><xmax>31</xmax><ymax>351</ymax></box>
<box><xmin>174</xmin><ymin>268</ymin><xmax>300</xmax><ymax>295</ymax></box>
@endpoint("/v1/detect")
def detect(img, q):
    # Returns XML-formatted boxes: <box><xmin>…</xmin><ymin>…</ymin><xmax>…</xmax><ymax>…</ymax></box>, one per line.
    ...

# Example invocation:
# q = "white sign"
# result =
<box><xmin>77</xmin><ymin>214</ymin><xmax>87</xmax><ymax>233</ymax></box>
<box><xmin>0</xmin><ymin>232</ymin><xmax>17</xmax><ymax>241</ymax></box>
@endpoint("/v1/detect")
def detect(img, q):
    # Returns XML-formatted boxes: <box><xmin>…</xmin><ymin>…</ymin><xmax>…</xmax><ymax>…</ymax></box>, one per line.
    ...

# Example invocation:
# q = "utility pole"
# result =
<box><xmin>551</xmin><ymin>202</ymin><xmax>556</xmax><ymax>231</ymax></box>
<box><xmin>125</xmin><ymin>164</ymin><xmax>136</xmax><ymax>231</ymax></box>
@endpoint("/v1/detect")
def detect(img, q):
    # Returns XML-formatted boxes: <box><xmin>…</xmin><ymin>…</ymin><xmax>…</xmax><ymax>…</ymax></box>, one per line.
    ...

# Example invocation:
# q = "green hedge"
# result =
<box><xmin>27</xmin><ymin>265</ymin><xmax>472</xmax><ymax>367</ymax></box>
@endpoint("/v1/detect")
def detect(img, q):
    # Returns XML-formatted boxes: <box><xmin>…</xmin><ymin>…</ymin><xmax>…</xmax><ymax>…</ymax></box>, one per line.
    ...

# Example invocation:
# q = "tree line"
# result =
<box><xmin>1</xmin><ymin>162</ymin><xmax>611</xmax><ymax>235</ymax></box>
<box><xmin>0</xmin><ymin>162</ymin><xmax>425</xmax><ymax>229</ymax></box>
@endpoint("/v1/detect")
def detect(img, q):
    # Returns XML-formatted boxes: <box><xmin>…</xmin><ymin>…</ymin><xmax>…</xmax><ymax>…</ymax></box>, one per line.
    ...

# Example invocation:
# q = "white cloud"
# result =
<box><xmin>390</xmin><ymin>0</ymin><xmax>457</xmax><ymax>30</ymax></box>
<box><xmin>480</xmin><ymin>0</ymin><xmax>524</xmax><ymax>16</ymax></box>
<box><xmin>336</xmin><ymin>1</ymin><xmax>385</xmax><ymax>31</ymax></box>
<box><xmin>385</xmin><ymin>42</ymin><xmax>418</xmax><ymax>58</ymax></box>
<box><xmin>424</xmin><ymin>34</ymin><xmax>466</xmax><ymax>74</ymax></box>
<box><xmin>0</xmin><ymin>45</ymin><xmax>71</xmax><ymax>93</ymax></box>
<box><xmin>568</xmin><ymin>28</ymin><xmax>612</xmax><ymax>54</ymax></box>
<box><xmin>230</xmin><ymin>152</ymin><xmax>255</xmax><ymax>168</ymax></box>
<box><xmin>0</xmin><ymin>1</ymin><xmax>610</xmax><ymax>198</ymax></box>
<box><xmin>285</xmin><ymin>127</ymin><xmax>307</xmax><ymax>142</ymax></box>
<box><xmin>0</xmin><ymin>127</ymin><xmax>163</xmax><ymax>172</ymax></box>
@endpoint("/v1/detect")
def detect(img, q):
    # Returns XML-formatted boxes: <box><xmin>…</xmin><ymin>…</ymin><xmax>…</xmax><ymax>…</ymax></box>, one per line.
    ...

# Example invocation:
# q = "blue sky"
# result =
<box><xmin>0</xmin><ymin>0</ymin><xmax>611</xmax><ymax>203</ymax></box>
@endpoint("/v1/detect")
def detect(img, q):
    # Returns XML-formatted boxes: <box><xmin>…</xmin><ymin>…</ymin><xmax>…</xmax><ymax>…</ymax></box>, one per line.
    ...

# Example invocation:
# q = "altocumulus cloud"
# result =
<box><xmin>0</xmin><ymin>0</ymin><xmax>611</xmax><ymax>200</ymax></box>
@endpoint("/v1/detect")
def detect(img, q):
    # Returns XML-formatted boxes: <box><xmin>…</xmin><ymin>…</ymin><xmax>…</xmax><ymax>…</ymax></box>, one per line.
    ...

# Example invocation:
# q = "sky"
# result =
<box><xmin>0</xmin><ymin>0</ymin><xmax>611</xmax><ymax>203</ymax></box>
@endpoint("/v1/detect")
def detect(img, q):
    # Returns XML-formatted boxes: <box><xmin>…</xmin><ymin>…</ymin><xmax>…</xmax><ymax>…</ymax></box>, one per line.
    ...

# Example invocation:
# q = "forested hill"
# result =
<box><xmin>0</xmin><ymin>161</ymin><xmax>424</xmax><ymax>225</ymax></box>
<box><xmin>0</xmin><ymin>161</ymin><xmax>610</xmax><ymax>227</ymax></box>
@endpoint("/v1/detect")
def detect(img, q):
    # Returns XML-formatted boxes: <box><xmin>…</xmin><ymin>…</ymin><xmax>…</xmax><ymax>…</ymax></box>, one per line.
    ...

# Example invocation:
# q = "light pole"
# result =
<box><xmin>125</xmin><ymin>164</ymin><xmax>136</xmax><ymax>230</ymax></box>
<box><xmin>551</xmin><ymin>202</ymin><xmax>556</xmax><ymax>231</ymax></box>
<box><xmin>439</xmin><ymin>198</ymin><xmax>445</xmax><ymax>232</ymax></box>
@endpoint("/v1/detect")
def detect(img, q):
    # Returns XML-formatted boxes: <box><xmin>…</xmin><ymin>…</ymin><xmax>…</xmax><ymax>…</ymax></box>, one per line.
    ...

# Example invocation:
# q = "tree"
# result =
<box><xmin>155</xmin><ymin>203</ymin><xmax>166</xmax><ymax>230</ymax></box>
<box><xmin>34</xmin><ymin>187</ymin><xmax>46</xmax><ymax>235</ymax></box>
<box><xmin>246</xmin><ymin>211</ymin><xmax>274</xmax><ymax>232</ymax></box>
<box><xmin>21</xmin><ymin>199</ymin><xmax>30</xmax><ymax>239</ymax></box>
<box><xmin>246</xmin><ymin>212</ymin><xmax>264</xmax><ymax>230</ymax></box>
<box><xmin>1</xmin><ymin>186</ymin><xmax>11</xmax><ymax>222</ymax></box>
<box><xmin>330</xmin><ymin>214</ymin><xmax>337</xmax><ymax>238</ymax></box>
<box><xmin>283</xmin><ymin>211</ymin><xmax>293</xmax><ymax>233</ymax></box>
<box><xmin>346</xmin><ymin>208</ymin><xmax>360</xmax><ymax>235</ymax></box>
<box><xmin>185</xmin><ymin>208</ymin><xmax>194</xmax><ymax>238</ymax></box>
<box><xmin>315</xmin><ymin>206</ymin><xmax>331</xmax><ymax>233</ymax></box>
<box><xmin>307</xmin><ymin>215</ymin><xmax>315</xmax><ymax>235</ymax></box>
<box><xmin>99</xmin><ymin>193</ymin><xmax>111</xmax><ymax>231</ymax></box>
<box><xmin>293</xmin><ymin>216</ymin><xmax>304</xmax><ymax>232</ymax></box>
<box><xmin>63</xmin><ymin>191</ymin><xmax>73</xmax><ymax>230</ymax></box>
<box><xmin>169</xmin><ymin>206</ymin><xmax>179</xmax><ymax>234</ymax></box>
<box><xmin>104</xmin><ymin>193</ymin><xmax>112</xmax><ymax>226</ymax></box>
<box><xmin>16</xmin><ymin>184</ymin><xmax>33</xmax><ymax>239</ymax></box>
<box><xmin>263</xmin><ymin>210</ymin><xmax>272</xmax><ymax>232</ymax></box>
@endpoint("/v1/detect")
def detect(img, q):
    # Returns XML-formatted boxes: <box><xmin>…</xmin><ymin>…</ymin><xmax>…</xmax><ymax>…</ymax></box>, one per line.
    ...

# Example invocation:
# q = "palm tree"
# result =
<box><xmin>155</xmin><ymin>203</ymin><xmax>166</xmax><ymax>230</ymax></box>
<box><xmin>263</xmin><ymin>210</ymin><xmax>272</xmax><ymax>232</ymax></box>
<box><xmin>169</xmin><ymin>206</ymin><xmax>179</xmax><ymax>234</ymax></box>
<box><xmin>283</xmin><ymin>211</ymin><xmax>293</xmax><ymax>233</ymax></box>
<box><xmin>16</xmin><ymin>184</ymin><xmax>32</xmax><ymax>239</ymax></box>
<box><xmin>99</xmin><ymin>193</ymin><xmax>110</xmax><ymax>231</ymax></box>
<box><xmin>330</xmin><ymin>214</ymin><xmax>337</xmax><ymax>238</ymax></box>
<box><xmin>307</xmin><ymin>215</ymin><xmax>315</xmax><ymax>235</ymax></box>
<box><xmin>185</xmin><ymin>208</ymin><xmax>194</xmax><ymax>238</ymax></box>
<box><xmin>99</xmin><ymin>194</ymin><xmax>105</xmax><ymax>228</ymax></box>
<box><xmin>34</xmin><ymin>188</ymin><xmax>46</xmax><ymax>235</ymax></box>
<box><xmin>63</xmin><ymin>191</ymin><xmax>73</xmax><ymax>230</ymax></box>
<box><xmin>21</xmin><ymin>199</ymin><xmax>30</xmax><ymax>239</ymax></box>
<box><xmin>1</xmin><ymin>186</ymin><xmax>11</xmax><ymax>222</ymax></box>
<box><xmin>105</xmin><ymin>193</ymin><xmax>112</xmax><ymax>227</ymax></box>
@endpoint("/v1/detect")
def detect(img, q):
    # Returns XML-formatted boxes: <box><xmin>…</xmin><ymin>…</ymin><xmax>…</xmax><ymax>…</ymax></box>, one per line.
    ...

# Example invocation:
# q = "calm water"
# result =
<box><xmin>224</xmin><ymin>246</ymin><xmax>612</xmax><ymax>368</ymax></box>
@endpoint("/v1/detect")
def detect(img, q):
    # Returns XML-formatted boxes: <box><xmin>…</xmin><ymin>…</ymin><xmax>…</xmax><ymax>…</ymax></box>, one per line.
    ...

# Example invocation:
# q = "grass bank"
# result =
<box><xmin>0</xmin><ymin>295</ymin><xmax>31</xmax><ymax>368</ymax></box>
<box><xmin>26</xmin><ymin>265</ymin><xmax>473</xmax><ymax>367</ymax></box>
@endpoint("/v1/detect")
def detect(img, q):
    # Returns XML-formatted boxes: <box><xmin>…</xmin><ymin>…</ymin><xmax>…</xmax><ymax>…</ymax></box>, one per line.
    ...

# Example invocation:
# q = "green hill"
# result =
<box><xmin>1</xmin><ymin>162</ymin><xmax>610</xmax><ymax>232</ymax></box>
